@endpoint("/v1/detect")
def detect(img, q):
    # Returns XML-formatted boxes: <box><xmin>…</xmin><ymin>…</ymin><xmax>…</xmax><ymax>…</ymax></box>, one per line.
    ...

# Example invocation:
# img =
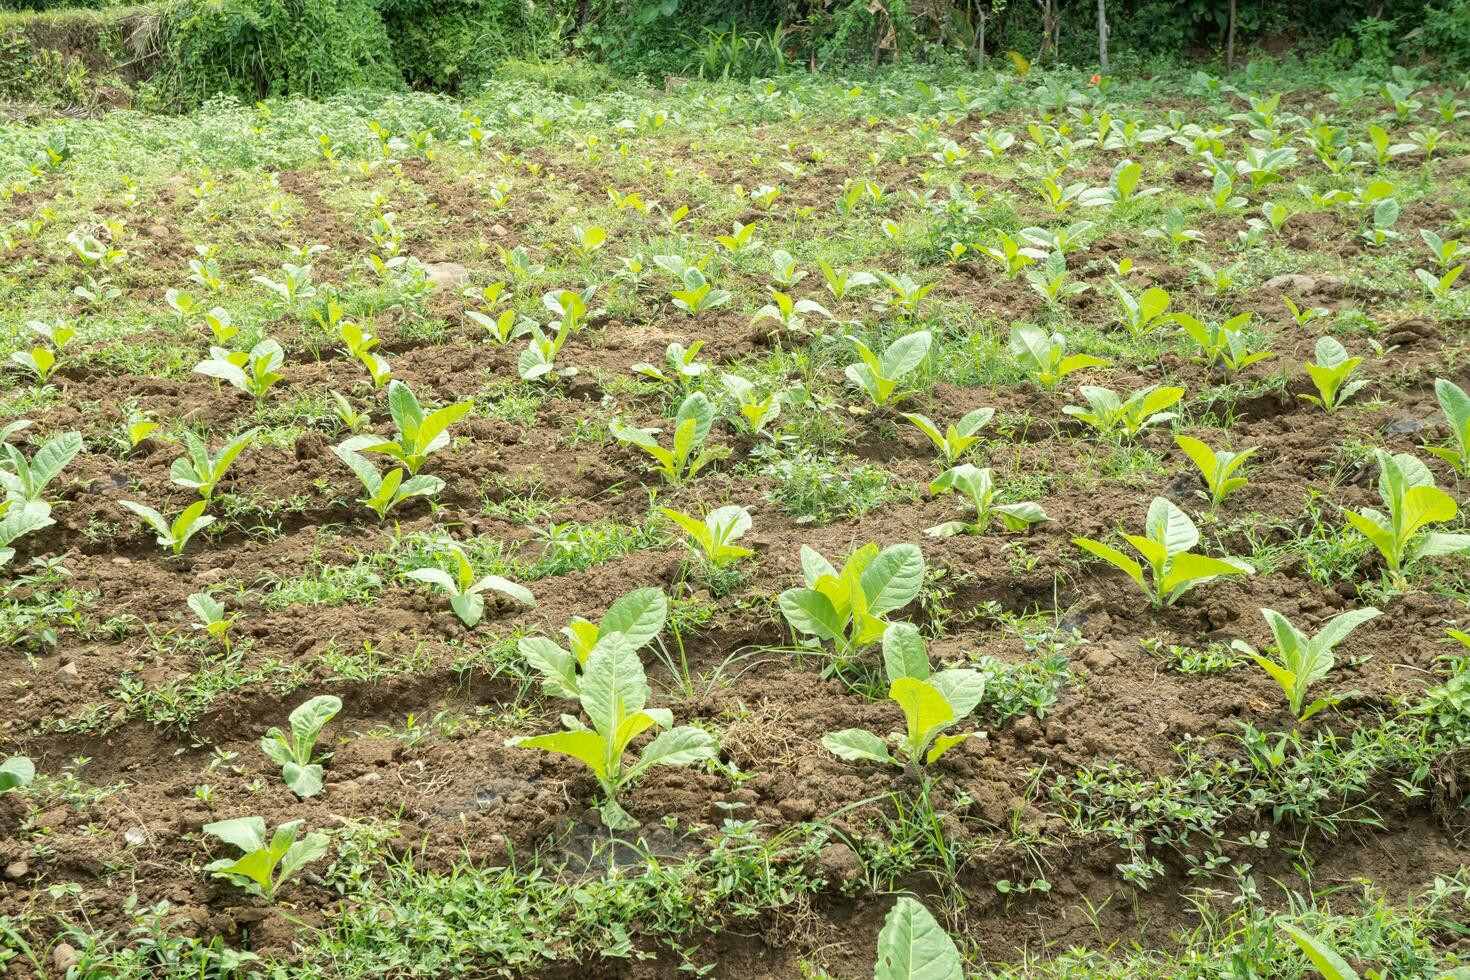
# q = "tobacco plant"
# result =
<box><xmin>194</xmin><ymin>341</ymin><xmax>286</xmax><ymax>401</ymax></box>
<box><xmin>610</xmin><ymin>392</ymin><xmax>727</xmax><ymax>483</ymax></box>
<box><xmin>902</xmin><ymin>408</ymin><xmax>994</xmax><ymax>464</ymax></box>
<box><xmin>778</xmin><ymin>542</ymin><xmax>926</xmax><ymax>665</ymax></box>
<box><xmin>1064</xmin><ymin>385</ymin><xmax>1184</xmax><ymax>440</ymax></box>
<box><xmin>659</xmin><ymin>504</ymin><xmax>754</xmax><ymax>569</ymax></box>
<box><xmin>632</xmin><ymin>341</ymin><xmax>710</xmax><ymax>387</ymax></box>
<box><xmin>203</xmin><ymin>817</ymin><xmax>328</xmax><ymax>899</ymax></box>
<box><xmin>1233</xmin><ymin>606</ymin><xmax>1381</xmax><ymax>721</ymax></box>
<box><xmin>349</xmin><ymin>380</ymin><xmax>470</xmax><ymax>475</ymax></box>
<box><xmin>0</xmin><ymin>756</ymin><xmax>34</xmax><ymax>793</ymax></box>
<box><xmin>519</xmin><ymin>588</ymin><xmax>667</xmax><ymax>698</ymax></box>
<box><xmin>1175</xmin><ymin>435</ymin><xmax>1257</xmax><ymax>511</ymax></box>
<box><xmin>1108</xmin><ymin>280</ymin><xmax>1171</xmax><ymax>337</ymax></box>
<box><xmin>1301</xmin><ymin>337</ymin><xmax>1367</xmax><ymax>412</ymax></box>
<box><xmin>119</xmin><ymin>499</ymin><xmax>214</xmax><ymax>556</ymax></box>
<box><xmin>260</xmin><ymin>694</ymin><xmax>341</xmax><ymax>798</ymax></box>
<box><xmin>170</xmin><ymin>428</ymin><xmax>258</xmax><ymax>501</ymax></box>
<box><xmin>332</xmin><ymin>442</ymin><xmax>443</xmax><ymax>519</ymax></box>
<box><xmin>823</xmin><ymin>623</ymin><xmax>985</xmax><ymax>776</ymax></box>
<box><xmin>926</xmin><ymin>464</ymin><xmax>1048</xmax><ymax>537</ymax></box>
<box><xmin>0</xmin><ymin>501</ymin><xmax>53</xmax><ymax>567</ymax></box>
<box><xmin>1427</xmin><ymin>378</ymin><xmax>1470</xmax><ymax>475</ymax></box>
<box><xmin>845</xmin><ymin>331</ymin><xmax>932</xmax><ymax>407</ymax></box>
<box><xmin>0</xmin><ymin>424</ymin><xmax>82</xmax><ymax>504</ymax></box>
<box><xmin>1009</xmin><ymin>323</ymin><xmax>1109</xmax><ymax>389</ymax></box>
<box><xmin>507</xmin><ymin>636</ymin><xmax>717</xmax><ymax>829</ymax></box>
<box><xmin>404</xmin><ymin>541</ymin><xmax>535</xmax><ymax>627</ymax></box>
<box><xmin>720</xmin><ymin>374</ymin><xmax>782</xmax><ymax>435</ymax></box>
<box><xmin>188</xmin><ymin>591</ymin><xmax>237</xmax><ymax>651</ymax></box>
<box><xmin>1343</xmin><ymin>450</ymin><xmax>1470</xmax><ymax>589</ymax></box>
<box><xmin>874</xmin><ymin>897</ymin><xmax>964</xmax><ymax>980</ymax></box>
<box><xmin>1074</xmin><ymin>497</ymin><xmax>1253</xmax><ymax>607</ymax></box>
<box><xmin>1173</xmin><ymin>313</ymin><xmax>1274</xmax><ymax>372</ymax></box>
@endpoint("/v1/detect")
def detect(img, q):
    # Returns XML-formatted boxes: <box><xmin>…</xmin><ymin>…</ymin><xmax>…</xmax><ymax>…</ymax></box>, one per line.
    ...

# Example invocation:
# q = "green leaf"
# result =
<box><xmin>874</xmin><ymin>896</ymin><xmax>965</xmax><ymax>980</ymax></box>
<box><xmin>579</xmin><ymin>632</ymin><xmax>648</xmax><ymax>738</ymax></box>
<box><xmin>600</xmin><ymin>588</ymin><xmax>667</xmax><ymax>650</ymax></box>
<box><xmin>518</xmin><ymin>636</ymin><xmax>580</xmax><ymax>698</ymax></box>
<box><xmin>822</xmin><ymin>729</ymin><xmax>895</xmax><ymax>765</ymax></box>
<box><xmin>0</xmin><ymin>756</ymin><xmax>35</xmax><ymax>792</ymax></box>
<box><xmin>1278</xmin><ymin>922</ymin><xmax>1361</xmax><ymax>980</ymax></box>
<box><xmin>882</xmin><ymin>622</ymin><xmax>930</xmax><ymax>683</ymax></box>
<box><xmin>509</xmin><ymin>729</ymin><xmax>610</xmax><ymax>780</ymax></box>
<box><xmin>860</xmin><ymin>544</ymin><xmax>926</xmax><ymax>616</ymax></box>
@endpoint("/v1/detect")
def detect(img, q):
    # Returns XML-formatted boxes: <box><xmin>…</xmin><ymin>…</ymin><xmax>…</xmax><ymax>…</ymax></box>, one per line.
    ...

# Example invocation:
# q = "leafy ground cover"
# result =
<box><xmin>3</xmin><ymin>62</ymin><xmax>1470</xmax><ymax>978</ymax></box>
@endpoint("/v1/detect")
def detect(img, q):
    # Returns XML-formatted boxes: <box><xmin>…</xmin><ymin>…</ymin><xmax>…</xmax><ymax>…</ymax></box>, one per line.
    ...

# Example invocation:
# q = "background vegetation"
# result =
<box><xmin>1</xmin><ymin>0</ymin><xmax>1469</xmax><ymax>110</ymax></box>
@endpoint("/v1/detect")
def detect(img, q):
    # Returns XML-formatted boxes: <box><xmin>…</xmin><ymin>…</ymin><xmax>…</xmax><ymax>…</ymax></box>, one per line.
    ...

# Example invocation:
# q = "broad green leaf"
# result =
<box><xmin>822</xmin><ymin>729</ymin><xmax>895</xmax><ymax>765</ymax></box>
<box><xmin>874</xmin><ymin>896</ymin><xmax>964</xmax><ymax>980</ymax></box>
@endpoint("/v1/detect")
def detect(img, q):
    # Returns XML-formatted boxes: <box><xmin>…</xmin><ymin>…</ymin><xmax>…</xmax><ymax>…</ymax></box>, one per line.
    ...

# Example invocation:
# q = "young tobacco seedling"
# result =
<box><xmin>1074</xmin><ymin>497</ymin><xmax>1253</xmax><ymax>607</ymax></box>
<box><xmin>0</xmin><ymin>756</ymin><xmax>34</xmax><ymax>793</ymax></box>
<box><xmin>194</xmin><ymin>340</ymin><xmax>286</xmax><ymax>401</ymax></box>
<box><xmin>610</xmin><ymin>392</ymin><xmax>727</xmax><ymax>484</ymax></box>
<box><xmin>1427</xmin><ymin>378</ymin><xmax>1470</xmax><ymax>475</ymax></box>
<box><xmin>1232</xmin><ymin>606</ymin><xmax>1381</xmax><ymax>721</ymax></box>
<box><xmin>170</xmin><ymin>428</ymin><xmax>258</xmax><ymax>501</ymax></box>
<box><xmin>1009</xmin><ymin>323</ymin><xmax>1109</xmax><ymax>389</ymax></box>
<box><xmin>506</xmin><ymin>636</ymin><xmax>717</xmax><ymax>829</ymax></box>
<box><xmin>1107</xmin><ymin>280</ymin><xmax>1171</xmax><ymax>337</ymax></box>
<box><xmin>119</xmin><ymin>499</ymin><xmax>214</xmax><ymax>556</ymax></box>
<box><xmin>331</xmin><ymin>442</ymin><xmax>443</xmax><ymax>519</ymax></box>
<box><xmin>519</xmin><ymin>588</ymin><xmax>667</xmax><ymax>698</ymax></box>
<box><xmin>632</xmin><ymin>341</ymin><xmax>710</xmax><ymax>387</ymax></box>
<box><xmin>348</xmin><ymin>380</ymin><xmax>471</xmax><ymax>475</ymax></box>
<box><xmin>778</xmin><ymin>542</ymin><xmax>926</xmax><ymax>664</ymax></box>
<box><xmin>1343</xmin><ymin>450</ymin><xmax>1470</xmax><ymax>589</ymax></box>
<box><xmin>1301</xmin><ymin>337</ymin><xmax>1367</xmax><ymax>412</ymax></box>
<box><xmin>1024</xmin><ymin>252</ymin><xmax>1088</xmax><ymax>304</ymax></box>
<box><xmin>188</xmin><ymin>591</ymin><xmax>237</xmax><ymax>651</ymax></box>
<box><xmin>751</xmin><ymin>290</ymin><xmax>833</xmax><ymax>337</ymax></box>
<box><xmin>1173</xmin><ymin>312</ymin><xmax>1274</xmax><ymax>372</ymax></box>
<box><xmin>1175</xmin><ymin>435</ymin><xmax>1258</xmax><ymax>511</ymax></box>
<box><xmin>10</xmin><ymin>346</ymin><xmax>59</xmax><ymax>383</ymax></box>
<box><xmin>926</xmin><ymin>464</ymin><xmax>1048</xmax><ymax>537</ymax></box>
<box><xmin>659</xmin><ymin>504</ymin><xmax>754</xmax><ymax>568</ymax></box>
<box><xmin>823</xmin><ymin>623</ymin><xmax>986</xmax><ymax>777</ymax></box>
<box><xmin>203</xmin><ymin>817</ymin><xmax>328</xmax><ymax>900</ymax></box>
<box><xmin>720</xmin><ymin>374</ymin><xmax>782</xmax><ymax>435</ymax></box>
<box><xmin>404</xmin><ymin>541</ymin><xmax>535</xmax><ymax>627</ymax></box>
<box><xmin>1064</xmin><ymin>385</ymin><xmax>1184</xmax><ymax>440</ymax></box>
<box><xmin>260</xmin><ymin>694</ymin><xmax>342</xmax><ymax>798</ymax></box>
<box><xmin>901</xmin><ymin>408</ymin><xmax>994</xmax><ymax>464</ymax></box>
<box><xmin>845</xmin><ymin>331</ymin><xmax>932</xmax><ymax>407</ymax></box>
<box><xmin>0</xmin><ymin>424</ymin><xmax>82</xmax><ymax>504</ymax></box>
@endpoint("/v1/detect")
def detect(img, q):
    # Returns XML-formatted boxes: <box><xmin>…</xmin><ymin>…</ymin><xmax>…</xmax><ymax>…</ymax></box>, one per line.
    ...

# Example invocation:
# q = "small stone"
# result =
<box><xmin>124</xmin><ymin>826</ymin><xmax>147</xmax><ymax>846</ymax></box>
<box><xmin>423</xmin><ymin>261</ymin><xmax>471</xmax><ymax>290</ymax></box>
<box><xmin>1011</xmin><ymin>715</ymin><xmax>1041</xmax><ymax>744</ymax></box>
<box><xmin>1262</xmin><ymin>273</ymin><xmax>1315</xmax><ymax>292</ymax></box>
<box><xmin>490</xmin><ymin>223</ymin><xmax>509</xmax><ymax>238</ymax></box>
<box><xmin>111</xmin><ymin>557</ymin><xmax>132</xmax><ymax>566</ymax></box>
<box><xmin>777</xmin><ymin>797</ymin><xmax>816</xmax><ymax>821</ymax></box>
<box><xmin>196</xmin><ymin>567</ymin><xmax>226</xmax><ymax>585</ymax></box>
<box><xmin>56</xmin><ymin>662</ymin><xmax>81</xmax><ymax>688</ymax></box>
<box><xmin>53</xmin><ymin>944</ymin><xmax>79</xmax><ymax>972</ymax></box>
<box><xmin>4</xmin><ymin>860</ymin><xmax>27</xmax><ymax>880</ymax></box>
<box><xmin>815</xmin><ymin>843</ymin><xmax>861</xmax><ymax>886</ymax></box>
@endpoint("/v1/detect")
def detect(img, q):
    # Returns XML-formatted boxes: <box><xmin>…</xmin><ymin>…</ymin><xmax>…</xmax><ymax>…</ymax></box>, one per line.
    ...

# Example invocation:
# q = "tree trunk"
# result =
<box><xmin>977</xmin><ymin>10</ymin><xmax>986</xmax><ymax>70</ymax></box>
<box><xmin>1226</xmin><ymin>0</ymin><xmax>1237</xmax><ymax>69</ymax></box>
<box><xmin>1096</xmin><ymin>0</ymin><xmax>1108</xmax><ymax>71</ymax></box>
